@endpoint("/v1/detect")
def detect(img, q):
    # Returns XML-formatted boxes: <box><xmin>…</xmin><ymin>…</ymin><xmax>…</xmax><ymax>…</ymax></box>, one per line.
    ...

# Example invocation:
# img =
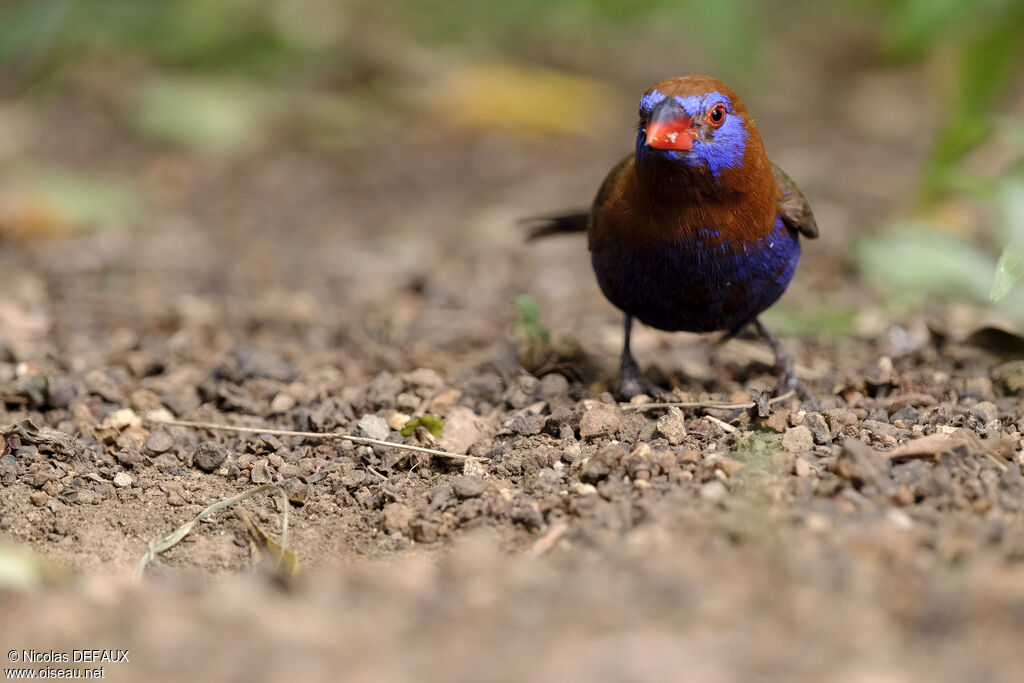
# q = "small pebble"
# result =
<box><xmin>143</xmin><ymin>429</ymin><xmax>175</xmax><ymax>455</ymax></box>
<box><xmin>388</xmin><ymin>411</ymin><xmax>412</xmax><ymax>431</ymax></box>
<box><xmin>194</xmin><ymin>441</ymin><xmax>228</xmax><ymax>472</ymax></box>
<box><xmin>803</xmin><ymin>412</ymin><xmax>831</xmax><ymax>445</ymax></box>
<box><xmin>824</xmin><ymin>409</ymin><xmax>857</xmax><ymax>438</ymax></box>
<box><xmin>381</xmin><ymin>502</ymin><xmax>415</xmax><ymax>533</ymax></box>
<box><xmin>715</xmin><ymin>457</ymin><xmax>744</xmax><ymax>477</ymax></box>
<box><xmin>700</xmin><ymin>480</ymin><xmax>728</xmax><ymax>503</ymax></box>
<box><xmin>765</xmin><ymin>410</ymin><xmax>790</xmax><ymax>433</ymax></box>
<box><xmin>578</xmin><ymin>404</ymin><xmax>621</xmax><ymax>440</ymax></box>
<box><xmin>656</xmin><ymin>407</ymin><xmax>687</xmax><ymax>445</ymax></box>
<box><xmin>782</xmin><ymin>426</ymin><xmax>814</xmax><ymax>453</ymax></box>
<box><xmin>251</xmin><ymin>461</ymin><xmax>272</xmax><ymax>484</ymax></box>
<box><xmin>971</xmin><ymin>401</ymin><xmax>998</xmax><ymax>424</ymax></box>
<box><xmin>356</xmin><ymin>414</ymin><xmax>391</xmax><ymax>442</ymax></box>
<box><xmin>269</xmin><ymin>393</ymin><xmax>297</xmax><ymax>414</ymax></box>
<box><xmin>794</xmin><ymin>457</ymin><xmax>812</xmax><ymax>478</ymax></box>
<box><xmin>453</xmin><ymin>475</ymin><xmax>489</xmax><ymax>499</ymax></box>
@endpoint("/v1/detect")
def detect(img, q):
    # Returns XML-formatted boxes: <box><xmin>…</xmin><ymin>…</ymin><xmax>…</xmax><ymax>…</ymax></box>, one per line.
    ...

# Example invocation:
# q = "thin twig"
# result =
<box><xmin>134</xmin><ymin>484</ymin><xmax>288</xmax><ymax>580</ymax></box>
<box><xmin>620</xmin><ymin>390</ymin><xmax>796</xmax><ymax>412</ymax></box>
<box><xmin>705</xmin><ymin>415</ymin><xmax>738</xmax><ymax>433</ymax></box>
<box><xmin>146</xmin><ymin>416</ymin><xmax>488</xmax><ymax>461</ymax></box>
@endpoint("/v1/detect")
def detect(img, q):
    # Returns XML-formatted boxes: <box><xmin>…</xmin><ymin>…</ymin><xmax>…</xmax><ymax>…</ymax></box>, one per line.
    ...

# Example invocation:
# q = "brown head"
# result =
<box><xmin>634</xmin><ymin>76</ymin><xmax>773</xmax><ymax>203</ymax></box>
<box><xmin>590</xmin><ymin>76</ymin><xmax>779</xmax><ymax>247</ymax></box>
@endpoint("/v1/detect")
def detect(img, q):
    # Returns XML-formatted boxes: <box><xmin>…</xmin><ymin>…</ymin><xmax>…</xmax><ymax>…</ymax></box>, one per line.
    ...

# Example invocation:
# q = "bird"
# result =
<box><xmin>529</xmin><ymin>75</ymin><xmax>819</xmax><ymax>408</ymax></box>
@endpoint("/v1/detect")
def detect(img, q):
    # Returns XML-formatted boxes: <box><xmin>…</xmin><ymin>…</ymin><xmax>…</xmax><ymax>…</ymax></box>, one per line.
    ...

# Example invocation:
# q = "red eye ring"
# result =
<box><xmin>706</xmin><ymin>104</ymin><xmax>727</xmax><ymax>128</ymax></box>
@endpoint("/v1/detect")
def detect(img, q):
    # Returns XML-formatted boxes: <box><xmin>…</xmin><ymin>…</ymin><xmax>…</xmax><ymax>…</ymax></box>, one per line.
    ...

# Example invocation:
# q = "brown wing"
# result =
<box><xmin>524</xmin><ymin>153</ymin><xmax>635</xmax><ymax>243</ymax></box>
<box><xmin>771</xmin><ymin>161</ymin><xmax>818</xmax><ymax>239</ymax></box>
<box><xmin>592</xmin><ymin>153</ymin><xmax>634</xmax><ymax>215</ymax></box>
<box><xmin>587</xmin><ymin>153</ymin><xmax>635</xmax><ymax>252</ymax></box>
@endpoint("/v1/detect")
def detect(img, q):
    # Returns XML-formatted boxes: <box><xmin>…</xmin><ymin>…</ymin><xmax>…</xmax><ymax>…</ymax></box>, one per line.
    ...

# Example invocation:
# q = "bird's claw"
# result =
<box><xmin>778</xmin><ymin>366</ymin><xmax>820</xmax><ymax>413</ymax></box>
<box><xmin>619</xmin><ymin>355</ymin><xmax>664</xmax><ymax>400</ymax></box>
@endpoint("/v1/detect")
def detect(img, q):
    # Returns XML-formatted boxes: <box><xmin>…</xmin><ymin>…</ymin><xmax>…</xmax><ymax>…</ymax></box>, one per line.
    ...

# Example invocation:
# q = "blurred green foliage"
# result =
<box><xmin>0</xmin><ymin>0</ymin><xmax>315</xmax><ymax>78</ymax></box>
<box><xmin>857</xmin><ymin>0</ymin><xmax>1024</xmax><ymax>319</ymax></box>
<box><xmin>382</xmin><ymin>0</ymin><xmax>759</xmax><ymax>77</ymax></box>
<box><xmin>762</xmin><ymin>304</ymin><xmax>858</xmax><ymax>338</ymax></box>
<box><xmin>131</xmin><ymin>76</ymin><xmax>274</xmax><ymax>153</ymax></box>
<box><xmin>879</xmin><ymin>0</ymin><xmax>1024</xmax><ymax>200</ymax></box>
<box><xmin>512</xmin><ymin>294</ymin><xmax>550</xmax><ymax>344</ymax></box>
<box><xmin>0</xmin><ymin>0</ymin><xmax>764</xmax><ymax>86</ymax></box>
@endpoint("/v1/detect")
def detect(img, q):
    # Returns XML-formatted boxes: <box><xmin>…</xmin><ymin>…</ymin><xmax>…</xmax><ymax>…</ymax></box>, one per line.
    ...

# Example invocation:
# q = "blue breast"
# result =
<box><xmin>591</xmin><ymin>216</ymin><xmax>800</xmax><ymax>333</ymax></box>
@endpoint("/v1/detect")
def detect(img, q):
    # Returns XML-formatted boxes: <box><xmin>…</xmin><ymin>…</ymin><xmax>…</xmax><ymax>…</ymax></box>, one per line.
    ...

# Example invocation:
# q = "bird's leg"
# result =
<box><xmin>754</xmin><ymin>318</ymin><xmax>820</xmax><ymax>412</ymax></box>
<box><xmin>618</xmin><ymin>315</ymin><xmax>662</xmax><ymax>399</ymax></box>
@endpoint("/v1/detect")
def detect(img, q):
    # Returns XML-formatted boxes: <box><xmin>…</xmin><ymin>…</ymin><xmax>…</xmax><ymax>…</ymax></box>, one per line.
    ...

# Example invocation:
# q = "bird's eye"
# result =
<box><xmin>706</xmin><ymin>104</ymin><xmax>727</xmax><ymax>127</ymax></box>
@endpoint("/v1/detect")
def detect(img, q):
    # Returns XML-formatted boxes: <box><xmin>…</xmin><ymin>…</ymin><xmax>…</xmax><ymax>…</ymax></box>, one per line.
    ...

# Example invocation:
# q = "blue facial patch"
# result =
<box><xmin>639</xmin><ymin>89</ymin><xmax>667</xmax><ymax>112</ymax></box>
<box><xmin>637</xmin><ymin>90</ymin><xmax>749</xmax><ymax>178</ymax></box>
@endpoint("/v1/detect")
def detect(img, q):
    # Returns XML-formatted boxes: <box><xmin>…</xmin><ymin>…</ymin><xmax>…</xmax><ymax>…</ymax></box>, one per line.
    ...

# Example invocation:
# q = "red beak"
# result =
<box><xmin>644</xmin><ymin>99</ymin><xmax>694</xmax><ymax>151</ymax></box>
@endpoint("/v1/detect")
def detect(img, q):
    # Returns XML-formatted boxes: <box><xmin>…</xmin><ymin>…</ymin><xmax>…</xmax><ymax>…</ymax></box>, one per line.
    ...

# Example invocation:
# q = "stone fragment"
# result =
<box><xmin>803</xmin><ymin>412</ymin><xmax>831</xmax><ymax>445</ymax></box>
<box><xmin>700</xmin><ymin>480</ymin><xmax>728</xmax><ymax>502</ymax></box>
<box><xmin>782</xmin><ymin>426</ymin><xmax>814</xmax><ymax>453</ymax></box>
<box><xmin>765</xmin><ymin>410</ymin><xmax>790</xmax><ymax>433</ymax></box>
<box><xmin>834</xmin><ymin>438</ymin><xmax>889</xmax><ymax>490</ymax></box>
<box><xmin>715</xmin><ymin>457</ymin><xmax>744</xmax><ymax>477</ymax></box>
<box><xmin>578</xmin><ymin>404</ymin><xmax>621</xmax><ymax>440</ymax></box>
<box><xmin>381</xmin><ymin>502</ymin><xmax>415</xmax><ymax>534</ymax></box>
<box><xmin>824</xmin><ymin>409</ymin><xmax>858</xmax><ymax>438</ymax></box>
<box><xmin>194</xmin><ymin>441</ymin><xmax>228</xmax><ymax>472</ymax></box>
<box><xmin>454</xmin><ymin>475</ymin><xmax>489</xmax><ymax>499</ymax></box>
<box><xmin>143</xmin><ymin>429</ymin><xmax>175</xmax><ymax>455</ymax></box>
<box><xmin>581</xmin><ymin>443</ymin><xmax>625</xmax><ymax>483</ymax></box>
<box><xmin>656</xmin><ymin>407</ymin><xmax>687</xmax><ymax>445</ymax></box>
<box><xmin>231</xmin><ymin>345</ymin><xmax>297</xmax><ymax>383</ymax></box>
<box><xmin>440</xmin><ymin>407</ymin><xmax>494</xmax><ymax>453</ymax></box>
<box><xmin>355</xmin><ymin>414</ymin><xmax>390</xmax><ymax>441</ymax></box>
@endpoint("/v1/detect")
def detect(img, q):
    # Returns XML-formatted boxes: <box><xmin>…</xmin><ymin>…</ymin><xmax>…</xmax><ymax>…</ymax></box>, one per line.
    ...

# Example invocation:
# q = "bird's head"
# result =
<box><xmin>635</xmin><ymin>76</ymin><xmax>761</xmax><ymax>182</ymax></box>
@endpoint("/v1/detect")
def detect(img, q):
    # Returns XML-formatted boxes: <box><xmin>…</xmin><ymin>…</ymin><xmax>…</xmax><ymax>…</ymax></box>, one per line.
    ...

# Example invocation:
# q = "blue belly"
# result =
<box><xmin>591</xmin><ymin>216</ymin><xmax>800</xmax><ymax>333</ymax></box>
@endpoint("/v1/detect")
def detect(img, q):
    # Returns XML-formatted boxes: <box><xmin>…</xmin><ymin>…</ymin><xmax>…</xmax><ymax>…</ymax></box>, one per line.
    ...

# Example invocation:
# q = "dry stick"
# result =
<box><xmin>134</xmin><ymin>483</ymin><xmax>289</xmax><ymax>581</ymax></box>
<box><xmin>620</xmin><ymin>390</ymin><xmax>796</xmax><ymax>412</ymax></box>
<box><xmin>704</xmin><ymin>415</ymin><xmax>738</xmax><ymax>434</ymax></box>
<box><xmin>147</xmin><ymin>417</ymin><xmax>488</xmax><ymax>462</ymax></box>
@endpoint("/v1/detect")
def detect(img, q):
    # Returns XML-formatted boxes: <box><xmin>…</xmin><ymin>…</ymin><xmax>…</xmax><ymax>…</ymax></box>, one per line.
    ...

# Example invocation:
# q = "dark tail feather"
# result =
<box><xmin>521</xmin><ymin>211</ymin><xmax>589</xmax><ymax>241</ymax></box>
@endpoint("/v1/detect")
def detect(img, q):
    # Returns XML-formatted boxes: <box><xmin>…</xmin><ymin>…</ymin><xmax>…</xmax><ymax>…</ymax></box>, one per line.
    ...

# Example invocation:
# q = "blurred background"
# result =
<box><xmin>0</xmin><ymin>0</ymin><xmax>1022</xmax><ymax>370</ymax></box>
<box><xmin>2</xmin><ymin>0</ymin><xmax>1024</xmax><ymax>366</ymax></box>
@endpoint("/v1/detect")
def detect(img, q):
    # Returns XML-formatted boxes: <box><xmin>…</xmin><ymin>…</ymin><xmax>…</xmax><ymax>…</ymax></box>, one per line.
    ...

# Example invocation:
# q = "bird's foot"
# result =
<box><xmin>755</xmin><ymin>318</ymin><xmax>820</xmax><ymax>412</ymax></box>
<box><xmin>619</xmin><ymin>355</ymin><xmax>664</xmax><ymax>400</ymax></box>
<box><xmin>778</xmin><ymin>364</ymin><xmax>821</xmax><ymax>413</ymax></box>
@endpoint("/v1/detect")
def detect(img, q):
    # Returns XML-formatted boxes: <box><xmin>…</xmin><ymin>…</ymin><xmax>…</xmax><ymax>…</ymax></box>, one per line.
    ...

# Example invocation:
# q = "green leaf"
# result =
<box><xmin>130</xmin><ymin>76</ymin><xmax>274</xmax><ymax>153</ymax></box>
<box><xmin>512</xmin><ymin>294</ymin><xmax>550</xmax><ymax>342</ymax></box>
<box><xmin>400</xmin><ymin>415</ymin><xmax>444</xmax><ymax>438</ymax></box>
<box><xmin>1</xmin><ymin>165</ymin><xmax>142</xmax><ymax>235</ymax></box>
<box><xmin>991</xmin><ymin>245</ymin><xmax>1024</xmax><ymax>301</ymax></box>
<box><xmin>761</xmin><ymin>304</ymin><xmax>857</xmax><ymax>338</ymax></box>
<box><xmin>419</xmin><ymin>415</ymin><xmax>444</xmax><ymax>438</ymax></box>
<box><xmin>854</xmin><ymin>224</ymin><xmax>997</xmax><ymax>303</ymax></box>
<box><xmin>997</xmin><ymin>176</ymin><xmax>1024</xmax><ymax>246</ymax></box>
<box><xmin>920</xmin><ymin>12</ymin><xmax>1024</xmax><ymax>199</ymax></box>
